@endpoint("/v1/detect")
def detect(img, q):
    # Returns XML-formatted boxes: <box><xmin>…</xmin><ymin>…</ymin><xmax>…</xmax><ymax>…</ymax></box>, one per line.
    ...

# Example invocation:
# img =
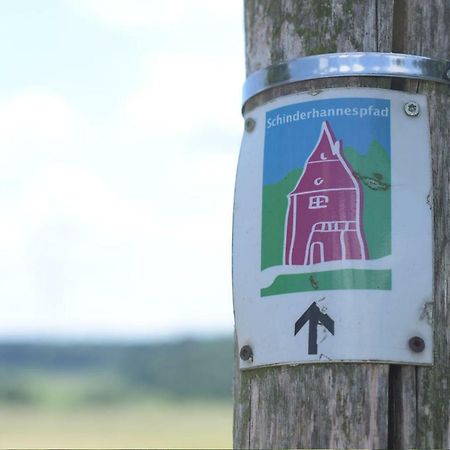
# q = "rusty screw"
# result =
<box><xmin>404</xmin><ymin>101</ymin><xmax>420</xmax><ymax>117</ymax></box>
<box><xmin>409</xmin><ymin>336</ymin><xmax>425</xmax><ymax>353</ymax></box>
<box><xmin>245</xmin><ymin>118</ymin><xmax>256</xmax><ymax>132</ymax></box>
<box><xmin>240</xmin><ymin>345</ymin><xmax>253</xmax><ymax>361</ymax></box>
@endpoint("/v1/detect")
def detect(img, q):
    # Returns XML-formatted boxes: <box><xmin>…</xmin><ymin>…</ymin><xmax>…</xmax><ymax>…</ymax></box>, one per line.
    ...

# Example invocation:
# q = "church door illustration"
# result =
<box><xmin>308</xmin><ymin>241</ymin><xmax>325</xmax><ymax>264</ymax></box>
<box><xmin>284</xmin><ymin>121</ymin><xmax>368</xmax><ymax>265</ymax></box>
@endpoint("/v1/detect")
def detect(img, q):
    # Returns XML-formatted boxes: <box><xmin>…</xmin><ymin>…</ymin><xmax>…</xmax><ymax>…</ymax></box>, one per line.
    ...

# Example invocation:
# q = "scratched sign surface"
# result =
<box><xmin>233</xmin><ymin>88</ymin><xmax>433</xmax><ymax>369</ymax></box>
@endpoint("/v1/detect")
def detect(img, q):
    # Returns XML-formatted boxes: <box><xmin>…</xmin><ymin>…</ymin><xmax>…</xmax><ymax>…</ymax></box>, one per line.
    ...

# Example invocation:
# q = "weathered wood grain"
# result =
<box><xmin>235</xmin><ymin>0</ymin><xmax>450</xmax><ymax>448</ymax></box>
<box><xmin>235</xmin><ymin>362</ymin><xmax>389</xmax><ymax>449</ymax></box>
<box><xmin>244</xmin><ymin>0</ymin><xmax>393</xmax><ymax>75</ymax></box>
<box><xmin>390</xmin><ymin>1</ymin><xmax>450</xmax><ymax>447</ymax></box>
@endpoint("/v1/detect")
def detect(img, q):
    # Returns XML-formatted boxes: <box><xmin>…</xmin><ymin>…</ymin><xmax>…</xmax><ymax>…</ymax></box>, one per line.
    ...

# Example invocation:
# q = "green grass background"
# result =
<box><xmin>0</xmin><ymin>339</ymin><xmax>233</xmax><ymax>448</ymax></box>
<box><xmin>0</xmin><ymin>398</ymin><xmax>232</xmax><ymax>448</ymax></box>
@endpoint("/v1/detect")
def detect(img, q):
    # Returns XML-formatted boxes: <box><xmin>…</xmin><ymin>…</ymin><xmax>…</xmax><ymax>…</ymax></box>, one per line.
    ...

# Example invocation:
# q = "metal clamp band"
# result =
<box><xmin>242</xmin><ymin>52</ymin><xmax>450</xmax><ymax>107</ymax></box>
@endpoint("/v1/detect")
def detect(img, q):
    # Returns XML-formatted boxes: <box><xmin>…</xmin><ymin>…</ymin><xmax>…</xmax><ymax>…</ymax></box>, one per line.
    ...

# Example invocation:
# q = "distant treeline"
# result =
<box><xmin>0</xmin><ymin>337</ymin><xmax>234</xmax><ymax>405</ymax></box>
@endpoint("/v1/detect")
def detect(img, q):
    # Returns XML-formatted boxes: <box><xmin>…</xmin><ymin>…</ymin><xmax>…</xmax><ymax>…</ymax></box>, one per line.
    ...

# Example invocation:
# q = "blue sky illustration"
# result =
<box><xmin>263</xmin><ymin>98</ymin><xmax>390</xmax><ymax>186</ymax></box>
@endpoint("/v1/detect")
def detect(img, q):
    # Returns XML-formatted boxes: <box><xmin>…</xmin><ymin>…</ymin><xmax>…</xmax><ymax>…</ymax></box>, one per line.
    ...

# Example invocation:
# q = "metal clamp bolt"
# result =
<box><xmin>240</xmin><ymin>345</ymin><xmax>254</xmax><ymax>361</ymax></box>
<box><xmin>408</xmin><ymin>336</ymin><xmax>425</xmax><ymax>353</ymax></box>
<box><xmin>245</xmin><ymin>118</ymin><xmax>256</xmax><ymax>132</ymax></box>
<box><xmin>404</xmin><ymin>101</ymin><xmax>420</xmax><ymax>117</ymax></box>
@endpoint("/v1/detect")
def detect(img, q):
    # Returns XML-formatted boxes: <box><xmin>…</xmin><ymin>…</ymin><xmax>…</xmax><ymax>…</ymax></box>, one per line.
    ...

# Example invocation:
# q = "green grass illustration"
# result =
<box><xmin>261</xmin><ymin>269</ymin><xmax>392</xmax><ymax>297</ymax></box>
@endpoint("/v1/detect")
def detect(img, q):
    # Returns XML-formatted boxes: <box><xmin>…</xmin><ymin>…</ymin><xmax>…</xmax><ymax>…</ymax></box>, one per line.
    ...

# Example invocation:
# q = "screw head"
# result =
<box><xmin>239</xmin><ymin>345</ymin><xmax>253</xmax><ymax>361</ymax></box>
<box><xmin>404</xmin><ymin>101</ymin><xmax>420</xmax><ymax>117</ymax></box>
<box><xmin>409</xmin><ymin>336</ymin><xmax>425</xmax><ymax>353</ymax></box>
<box><xmin>245</xmin><ymin>118</ymin><xmax>256</xmax><ymax>132</ymax></box>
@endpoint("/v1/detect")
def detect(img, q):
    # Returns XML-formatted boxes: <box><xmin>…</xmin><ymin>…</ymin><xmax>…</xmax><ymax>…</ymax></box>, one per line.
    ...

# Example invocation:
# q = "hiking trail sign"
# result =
<box><xmin>233</xmin><ymin>88</ymin><xmax>433</xmax><ymax>369</ymax></box>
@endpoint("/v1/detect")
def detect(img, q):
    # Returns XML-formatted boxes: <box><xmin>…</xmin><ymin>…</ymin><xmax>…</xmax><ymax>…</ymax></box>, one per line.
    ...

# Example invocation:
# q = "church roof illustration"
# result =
<box><xmin>289</xmin><ymin>121</ymin><xmax>356</xmax><ymax>195</ymax></box>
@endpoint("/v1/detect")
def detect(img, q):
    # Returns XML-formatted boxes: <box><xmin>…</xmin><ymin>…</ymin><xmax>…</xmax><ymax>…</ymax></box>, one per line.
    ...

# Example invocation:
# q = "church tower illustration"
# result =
<box><xmin>284</xmin><ymin>121</ymin><xmax>368</xmax><ymax>265</ymax></box>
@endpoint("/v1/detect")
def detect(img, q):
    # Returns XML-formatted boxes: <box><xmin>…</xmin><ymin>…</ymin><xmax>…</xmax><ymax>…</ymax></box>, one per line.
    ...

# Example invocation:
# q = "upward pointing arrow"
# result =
<box><xmin>295</xmin><ymin>302</ymin><xmax>335</xmax><ymax>355</ymax></box>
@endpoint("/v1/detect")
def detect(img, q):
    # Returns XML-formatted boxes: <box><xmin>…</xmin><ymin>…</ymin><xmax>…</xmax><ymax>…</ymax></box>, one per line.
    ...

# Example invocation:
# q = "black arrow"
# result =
<box><xmin>294</xmin><ymin>302</ymin><xmax>335</xmax><ymax>354</ymax></box>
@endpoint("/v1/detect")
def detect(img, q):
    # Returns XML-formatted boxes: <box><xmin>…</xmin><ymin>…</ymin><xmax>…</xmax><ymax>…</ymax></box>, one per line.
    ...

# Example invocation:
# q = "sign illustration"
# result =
<box><xmin>233</xmin><ymin>88</ymin><xmax>433</xmax><ymax>369</ymax></box>
<box><xmin>284</xmin><ymin>121</ymin><xmax>368</xmax><ymax>266</ymax></box>
<box><xmin>295</xmin><ymin>301</ymin><xmax>335</xmax><ymax>355</ymax></box>
<box><xmin>261</xmin><ymin>98</ymin><xmax>391</xmax><ymax>298</ymax></box>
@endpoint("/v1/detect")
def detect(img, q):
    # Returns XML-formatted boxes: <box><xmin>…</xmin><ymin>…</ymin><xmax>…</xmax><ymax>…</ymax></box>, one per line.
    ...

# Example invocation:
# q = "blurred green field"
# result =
<box><xmin>0</xmin><ymin>400</ymin><xmax>232</xmax><ymax>448</ymax></box>
<box><xmin>0</xmin><ymin>338</ymin><xmax>234</xmax><ymax>448</ymax></box>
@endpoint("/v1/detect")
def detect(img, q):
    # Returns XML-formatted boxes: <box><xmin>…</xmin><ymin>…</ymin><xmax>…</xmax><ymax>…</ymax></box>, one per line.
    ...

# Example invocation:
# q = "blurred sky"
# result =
<box><xmin>0</xmin><ymin>0</ymin><xmax>244</xmax><ymax>340</ymax></box>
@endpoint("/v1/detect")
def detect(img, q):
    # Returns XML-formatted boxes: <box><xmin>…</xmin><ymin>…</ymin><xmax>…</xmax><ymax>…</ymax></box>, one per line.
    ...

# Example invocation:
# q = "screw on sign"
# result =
<box><xmin>404</xmin><ymin>101</ymin><xmax>420</xmax><ymax>117</ymax></box>
<box><xmin>245</xmin><ymin>118</ymin><xmax>256</xmax><ymax>132</ymax></box>
<box><xmin>408</xmin><ymin>336</ymin><xmax>425</xmax><ymax>353</ymax></box>
<box><xmin>239</xmin><ymin>345</ymin><xmax>253</xmax><ymax>361</ymax></box>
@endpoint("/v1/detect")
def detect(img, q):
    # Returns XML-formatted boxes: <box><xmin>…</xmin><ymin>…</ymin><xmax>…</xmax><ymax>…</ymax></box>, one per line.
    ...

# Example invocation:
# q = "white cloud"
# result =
<box><xmin>0</xmin><ymin>0</ymin><xmax>244</xmax><ymax>338</ymax></box>
<box><xmin>69</xmin><ymin>0</ymin><xmax>188</xmax><ymax>30</ymax></box>
<box><xmin>20</xmin><ymin>165</ymin><xmax>150</xmax><ymax>240</ymax></box>
<box><xmin>0</xmin><ymin>83</ymin><xmax>239</xmax><ymax>339</ymax></box>
<box><xmin>0</xmin><ymin>91</ymin><xmax>78</xmax><ymax>145</ymax></box>
<box><xmin>68</xmin><ymin>0</ymin><xmax>241</xmax><ymax>33</ymax></box>
<box><xmin>0</xmin><ymin>140</ymin><xmax>237</xmax><ymax>338</ymax></box>
<box><xmin>119</xmin><ymin>53</ymin><xmax>243</xmax><ymax>144</ymax></box>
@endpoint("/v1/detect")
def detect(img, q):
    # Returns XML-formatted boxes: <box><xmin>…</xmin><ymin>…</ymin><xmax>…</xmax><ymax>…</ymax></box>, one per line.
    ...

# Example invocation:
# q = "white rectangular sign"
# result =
<box><xmin>233</xmin><ymin>88</ymin><xmax>433</xmax><ymax>369</ymax></box>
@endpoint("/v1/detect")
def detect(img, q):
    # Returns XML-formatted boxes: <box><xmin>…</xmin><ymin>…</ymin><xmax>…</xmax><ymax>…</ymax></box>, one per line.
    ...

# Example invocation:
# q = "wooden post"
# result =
<box><xmin>234</xmin><ymin>1</ymin><xmax>450</xmax><ymax>448</ymax></box>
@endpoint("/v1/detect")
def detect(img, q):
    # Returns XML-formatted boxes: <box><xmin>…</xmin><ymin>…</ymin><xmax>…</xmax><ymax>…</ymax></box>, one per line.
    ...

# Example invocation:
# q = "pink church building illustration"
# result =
<box><xmin>284</xmin><ymin>121</ymin><xmax>368</xmax><ymax>265</ymax></box>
